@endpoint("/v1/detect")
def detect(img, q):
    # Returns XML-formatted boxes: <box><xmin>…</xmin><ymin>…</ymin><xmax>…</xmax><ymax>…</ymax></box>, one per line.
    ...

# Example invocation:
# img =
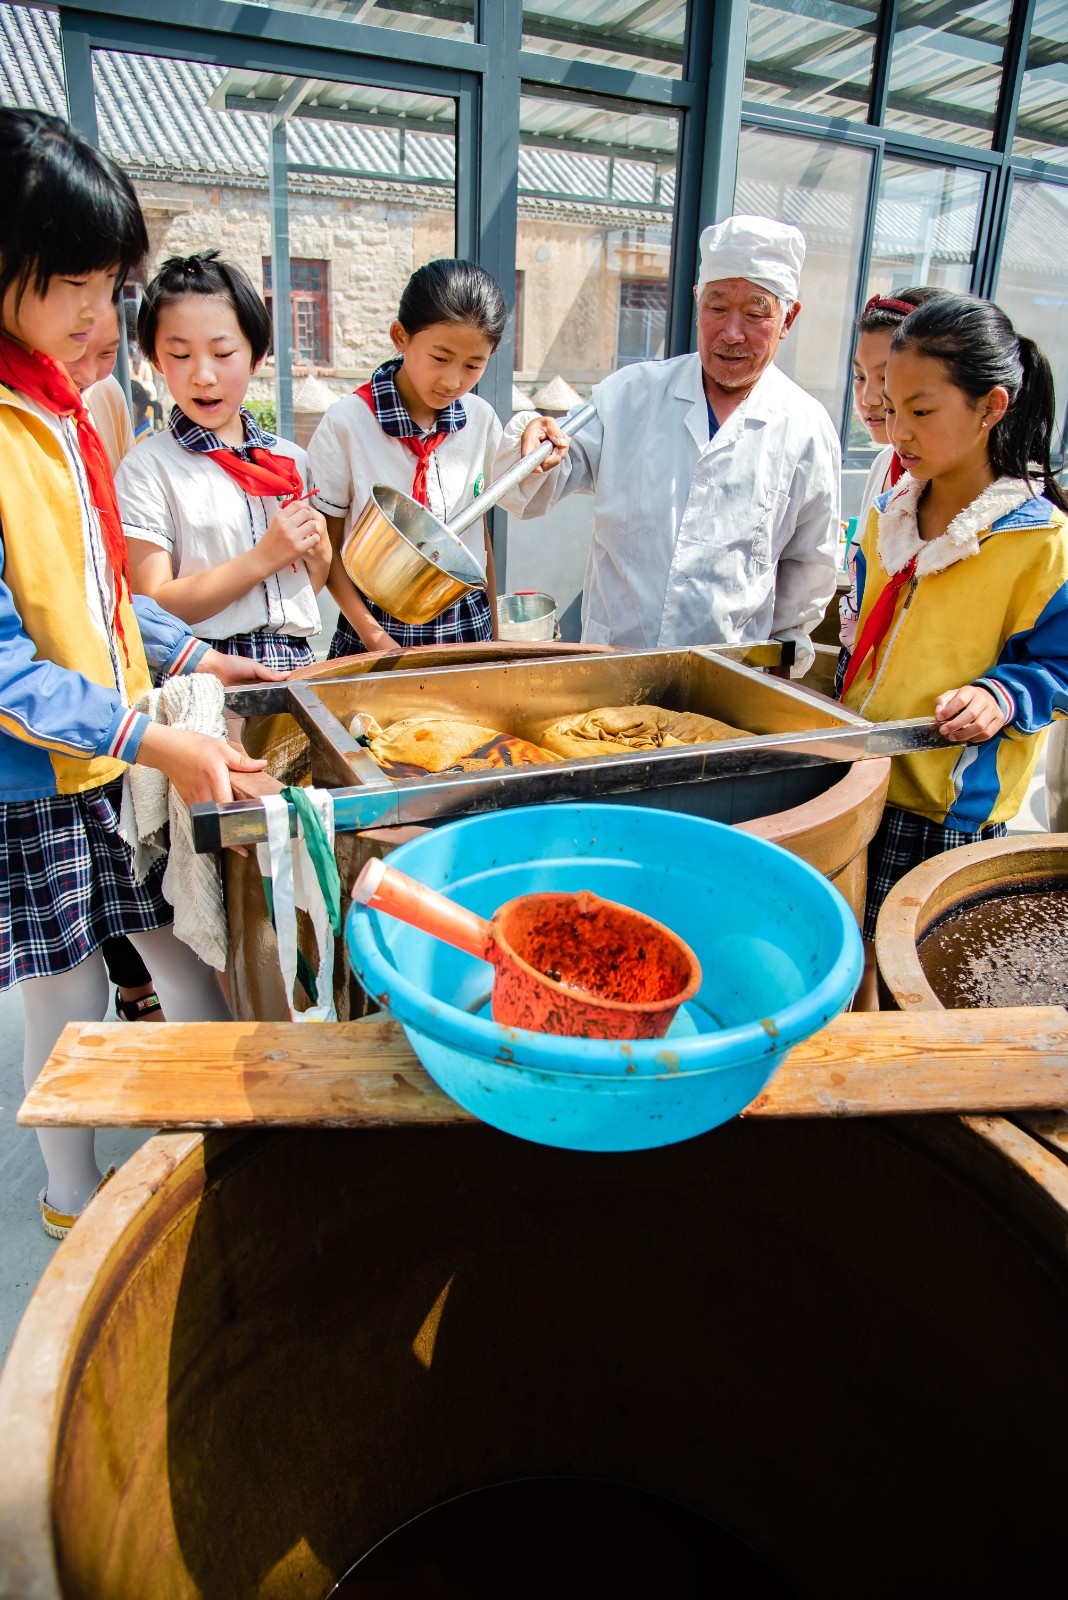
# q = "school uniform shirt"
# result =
<box><xmin>307</xmin><ymin>384</ymin><xmax>502</xmax><ymax>569</ymax></box>
<box><xmin>85</xmin><ymin>375</ymin><xmax>135</xmax><ymax>474</ymax></box>
<box><xmin>494</xmin><ymin>352</ymin><xmax>840</xmax><ymax>672</ymax></box>
<box><xmin>840</xmin><ymin>443</ymin><xmax>896</xmax><ymax>651</ymax></box>
<box><xmin>115</xmin><ymin>418</ymin><xmax>321</xmax><ymax>642</ymax></box>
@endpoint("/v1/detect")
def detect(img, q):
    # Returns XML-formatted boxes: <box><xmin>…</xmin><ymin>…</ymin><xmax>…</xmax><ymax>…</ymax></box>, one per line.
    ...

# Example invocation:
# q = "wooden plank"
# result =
<box><xmin>18</xmin><ymin>1008</ymin><xmax>1068</xmax><ymax>1130</ymax></box>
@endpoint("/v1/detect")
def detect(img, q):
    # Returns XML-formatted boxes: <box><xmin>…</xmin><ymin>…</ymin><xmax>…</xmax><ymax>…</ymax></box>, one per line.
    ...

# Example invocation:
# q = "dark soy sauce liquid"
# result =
<box><xmin>329</xmin><ymin>1477</ymin><xmax>792</xmax><ymax>1597</ymax></box>
<box><xmin>918</xmin><ymin>883</ymin><xmax>1068</xmax><ymax>1008</ymax></box>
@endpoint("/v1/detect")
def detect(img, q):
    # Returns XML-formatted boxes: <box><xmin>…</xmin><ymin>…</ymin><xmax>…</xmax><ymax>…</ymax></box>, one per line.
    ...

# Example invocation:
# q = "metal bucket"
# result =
<box><xmin>342</xmin><ymin>485</ymin><xmax>487</xmax><ymax>625</ymax></box>
<box><xmin>496</xmin><ymin>591</ymin><xmax>557</xmax><ymax>642</ymax></box>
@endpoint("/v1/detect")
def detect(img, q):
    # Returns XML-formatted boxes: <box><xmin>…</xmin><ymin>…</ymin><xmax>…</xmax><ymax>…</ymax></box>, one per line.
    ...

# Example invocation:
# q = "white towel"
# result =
<box><xmin>119</xmin><ymin>673</ymin><xmax>229</xmax><ymax>970</ymax></box>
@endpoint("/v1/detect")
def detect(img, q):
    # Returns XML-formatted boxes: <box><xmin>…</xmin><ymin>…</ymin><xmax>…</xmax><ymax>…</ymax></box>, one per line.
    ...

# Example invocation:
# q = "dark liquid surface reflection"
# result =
<box><xmin>330</xmin><ymin>1476</ymin><xmax>792</xmax><ymax>1597</ymax></box>
<box><xmin>919</xmin><ymin>884</ymin><xmax>1068</xmax><ymax>1008</ymax></box>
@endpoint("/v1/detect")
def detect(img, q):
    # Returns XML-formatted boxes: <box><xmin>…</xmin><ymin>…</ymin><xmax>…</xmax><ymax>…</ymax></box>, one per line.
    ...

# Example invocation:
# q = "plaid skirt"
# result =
<box><xmin>0</xmin><ymin>781</ymin><xmax>172</xmax><ymax>990</ymax></box>
<box><xmin>328</xmin><ymin>589</ymin><xmax>493</xmax><ymax>659</ymax></box>
<box><xmin>200</xmin><ymin>631</ymin><xmax>316</xmax><ymax>671</ymax></box>
<box><xmin>864</xmin><ymin>805</ymin><xmax>1007</xmax><ymax>941</ymax></box>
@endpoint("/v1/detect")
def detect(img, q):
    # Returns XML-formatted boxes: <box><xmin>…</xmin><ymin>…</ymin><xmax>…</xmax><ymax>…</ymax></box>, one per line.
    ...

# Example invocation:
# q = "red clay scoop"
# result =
<box><xmin>353</xmin><ymin>859</ymin><xmax>701</xmax><ymax>1040</ymax></box>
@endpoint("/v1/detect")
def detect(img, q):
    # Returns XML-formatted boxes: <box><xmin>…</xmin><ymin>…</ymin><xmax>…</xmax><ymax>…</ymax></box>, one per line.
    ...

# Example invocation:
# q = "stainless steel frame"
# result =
<box><xmin>192</xmin><ymin>647</ymin><xmax>944</xmax><ymax>852</ymax></box>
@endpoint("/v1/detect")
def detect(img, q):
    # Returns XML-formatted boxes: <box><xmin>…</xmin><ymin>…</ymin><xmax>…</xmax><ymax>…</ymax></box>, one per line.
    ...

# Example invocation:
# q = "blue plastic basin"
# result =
<box><xmin>346</xmin><ymin>804</ymin><xmax>862</xmax><ymax>1152</ymax></box>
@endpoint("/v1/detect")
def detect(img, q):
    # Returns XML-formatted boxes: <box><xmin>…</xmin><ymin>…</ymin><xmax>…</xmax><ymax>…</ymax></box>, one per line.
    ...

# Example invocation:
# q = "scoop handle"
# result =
<box><xmin>446</xmin><ymin>400</ymin><xmax>597</xmax><ymax>540</ymax></box>
<box><xmin>353</xmin><ymin>858</ymin><xmax>491</xmax><ymax>962</ymax></box>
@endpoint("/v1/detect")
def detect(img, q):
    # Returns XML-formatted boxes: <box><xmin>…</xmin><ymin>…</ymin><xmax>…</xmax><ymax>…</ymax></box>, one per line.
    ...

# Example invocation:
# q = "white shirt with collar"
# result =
<box><xmin>115</xmin><ymin>428</ymin><xmax>321</xmax><ymax>641</ymax></box>
<box><xmin>307</xmin><ymin>390</ymin><xmax>502</xmax><ymax>568</ymax></box>
<box><xmin>495</xmin><ymin>351</ymin><xmax>840</xmax><ymax>666</ymax></box>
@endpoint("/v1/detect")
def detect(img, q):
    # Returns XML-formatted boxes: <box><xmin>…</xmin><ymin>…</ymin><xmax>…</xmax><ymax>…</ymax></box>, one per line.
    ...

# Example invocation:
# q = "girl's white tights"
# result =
<box><xmin>21</xmin><ymin>925</ymin><xmax>230</xmax><ymax>1218</ymax></box>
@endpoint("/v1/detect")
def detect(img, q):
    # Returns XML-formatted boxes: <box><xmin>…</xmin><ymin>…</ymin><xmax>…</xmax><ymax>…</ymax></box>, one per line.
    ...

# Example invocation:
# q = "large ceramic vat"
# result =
<box><xmin>225</xmin><ymin>645</ymin><xmax>889</xmax><ymax>1021</ymax></box>
<box><xmin>1</xmin><ymin>1115</ymin><xmax>1065</xmax><ymax>1597</ymax></box>
<box><xmin>875</xmin><ymin>832</ymin><xmax>1068</xmax><ymax>1012</ymax></box>
<box><xmin>875</xmin><ymin>831</ymin><xmax>1068</xmax><ymax>1171</ymax></box>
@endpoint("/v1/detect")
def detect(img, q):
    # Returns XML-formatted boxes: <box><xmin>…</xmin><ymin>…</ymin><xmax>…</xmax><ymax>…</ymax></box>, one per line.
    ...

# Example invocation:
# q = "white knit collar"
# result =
<box><xmin>877</xmin><ymin>476</ymin><xmax>1034</xmax><ymax>577</ymax></box>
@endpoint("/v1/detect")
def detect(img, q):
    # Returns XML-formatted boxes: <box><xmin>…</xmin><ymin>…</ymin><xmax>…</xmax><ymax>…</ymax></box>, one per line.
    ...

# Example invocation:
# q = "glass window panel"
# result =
<box><xmin>735</xmin><ymin>125</ymin><xmax>873</xmax><ymax>427</ymax></box>
<box><xmin>509</xmin><ymin>93</ymin><xmax>680</xmax><ymax>634</ymax></box>
<box><xmin>1013</xmin><ymin>0</ymin><xmax>1068</xmax><ymax>166</ymax></box>
<box><xmin>89</xmin><ymin>48</ymin><xmax>456</xmax><ymax>438</ymax></box>
<box><xmin>521</xmin><ymin>2</ymin><xmax>686</xmax><ymax>81</ymax></box>
<box><xmin>0</xmin><ymin>4</ymin><xmax>65</xmax><ymax>116</ymax></box>
<box><xmin>885</xmin><ymin>0</ymin><xmax>1012</xmax><ymax>150</ymax></box>
<box><xmin>743</xmin><ymin>0</ymin><xmax>881</xmax><ymax>123</ymax></box>
<box><xmin>849</xmin><ymin>158</ymin><xmax>984</xmax><ymax>454</ymax></box>
<box><xmin>995</xmin><ymin>178</ymin><xmax>1068</xmax><ymax>461</ymax></box>
<box><xmin>215</xmin><ymin>1</ymin><xmax>475</xmax><ymax>42</ymax></box>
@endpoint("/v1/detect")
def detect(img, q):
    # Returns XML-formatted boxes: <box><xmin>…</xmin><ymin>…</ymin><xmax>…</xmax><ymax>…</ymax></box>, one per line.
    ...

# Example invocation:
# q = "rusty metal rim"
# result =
<box><xmin>875</xmin><ymin>831</ymin><xmax>1068</xmax><ymax>1012</ymax></box>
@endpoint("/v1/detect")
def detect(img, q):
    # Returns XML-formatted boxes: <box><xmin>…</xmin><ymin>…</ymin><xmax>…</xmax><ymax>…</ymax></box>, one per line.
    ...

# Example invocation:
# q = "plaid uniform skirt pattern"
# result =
<box><xmin>328</xmin><ymin>589</ymin><xmax>493</xmax><ymax>659</ymax></box>
<box><xmin>0</xmin><ymin>782</ymin><xmax>172</xmax><ymax>990</ymax></box>
<box><xmin>864</xmin><ymin>804</ymin><xmax>1007</xmax><ymax>941</ymax></box>
<box><xmin>200</xmin><ymin>632</ymin><xmax>316</xmax><ymax>672</ymax></box>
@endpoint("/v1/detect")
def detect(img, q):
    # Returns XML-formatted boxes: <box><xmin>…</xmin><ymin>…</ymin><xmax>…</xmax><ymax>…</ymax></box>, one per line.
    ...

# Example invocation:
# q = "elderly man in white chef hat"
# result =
<box><xmin>494</xmin><ymin>214</ymin><xmax>840</xmax><ymax>673</ymax></box>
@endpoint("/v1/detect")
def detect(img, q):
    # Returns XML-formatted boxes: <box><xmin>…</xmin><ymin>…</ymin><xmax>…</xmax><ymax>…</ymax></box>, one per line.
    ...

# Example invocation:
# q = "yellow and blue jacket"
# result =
<box><xmin>842</xmin><ymin>475</ymin><xmax>1068</xmax><ymax>828</ymax></box>
<box><xmin>0</xmin><ymin>382</ymin><xmax>206</xmax><ymax>801</ymax></box>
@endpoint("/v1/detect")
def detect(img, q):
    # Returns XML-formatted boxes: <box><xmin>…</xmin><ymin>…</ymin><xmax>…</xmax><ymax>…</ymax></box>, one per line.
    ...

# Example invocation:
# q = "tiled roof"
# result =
<box><xmin>0</xmin><ymin>4</ymin><xmax>672</xmax><ymax>212</ymax></box>
<box><xmin>1</xmin><ymin>3</ymin><xmax>1064</xmax><ymax>272</ymax></box>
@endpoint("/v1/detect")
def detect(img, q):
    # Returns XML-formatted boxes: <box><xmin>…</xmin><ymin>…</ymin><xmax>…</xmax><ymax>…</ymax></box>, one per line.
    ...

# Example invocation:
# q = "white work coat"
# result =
<box><xmin>495</xmin><ymin>352</ymin><xmax>840</xmax><ymax>665</ymax></box>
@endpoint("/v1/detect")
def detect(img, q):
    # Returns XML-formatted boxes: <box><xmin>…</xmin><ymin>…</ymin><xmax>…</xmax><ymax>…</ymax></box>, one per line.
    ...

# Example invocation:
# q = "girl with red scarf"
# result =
<box><xmin>0</xmin><ymin>111</ymin><xmax>271</xmax><ymax>1236</ymax></box>
<box><xmin>836</xmin><ymin>287</ymin><xmax>943</xmax><ymax>693</ymax></box>
<box><xmin>308</xmin><ymin>259</ymin><xmax>506</xmax><ymax>657</ymax></box>
<box><xmin>119</xmin><ymin>251</ymin><xmax>330</xmax><ymax>672</ymax></box>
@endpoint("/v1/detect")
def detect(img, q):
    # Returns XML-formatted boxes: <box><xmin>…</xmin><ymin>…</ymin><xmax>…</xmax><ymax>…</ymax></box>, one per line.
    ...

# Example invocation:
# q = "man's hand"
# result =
<box><xmin>136</xmin><ymin>724</ymin><xmax>267</xmax><ymax>806</ymax></box>
<box><xmin>196</xmin><ymin>648</ymin><xmax>288</xmax><ymax>686</ymax></box>
<box><xmin>934</xmin><ymin>684</ymin><xmax>1010</xmax><ymax>743</ymax></box>
<box><xmin>520</xmin><ymin>415</ymin><xmax>573</xmax><ymax>474</ymax></box>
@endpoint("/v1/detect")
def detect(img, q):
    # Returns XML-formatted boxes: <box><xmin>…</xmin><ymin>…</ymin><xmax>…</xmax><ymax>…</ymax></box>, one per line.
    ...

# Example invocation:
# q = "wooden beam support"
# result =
<box><xmin>19</xmin><ymin>1008</ymin><xmax>1068</xmax><ymax>1131</ymax></box>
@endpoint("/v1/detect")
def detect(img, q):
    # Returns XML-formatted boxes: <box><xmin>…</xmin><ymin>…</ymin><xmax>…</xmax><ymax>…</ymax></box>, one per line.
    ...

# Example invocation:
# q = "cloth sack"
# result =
<box><xmin>536</xmin><ymin>703</ymin><xmax>748</xmax><ymax>760</ymax></box>
<box><xmin>119</xmin><ymin>672</ymin><xmax>229</xmax><ymax>969</ymax></box>
<box><xmin>362</xmin><ymin>714</ymin><xmax>558</xmax><ymax>777</ymax></box>
<box><xmin>256</xmin><ymin>787</ymin><xmax>340</xmax><ymax>1022</ymax></box>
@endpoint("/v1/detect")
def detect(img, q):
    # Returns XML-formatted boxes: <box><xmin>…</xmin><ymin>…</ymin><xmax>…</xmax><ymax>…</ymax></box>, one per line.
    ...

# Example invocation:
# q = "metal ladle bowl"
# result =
<box><xmin>342</xmin><ymin>485</ymin><xmax>489</xmax><ymax>626</ymax></box>
<box><xmin>342</xmin><ymin>401</ymin><xmax>597</xmax><ymax>625</ymax></box>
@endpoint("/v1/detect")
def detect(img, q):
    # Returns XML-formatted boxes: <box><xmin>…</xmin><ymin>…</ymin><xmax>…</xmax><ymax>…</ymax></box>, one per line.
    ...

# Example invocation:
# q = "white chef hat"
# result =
<box><xmin>696</xmin><ymin>214</ymin><xmax>806</xmax><ymax>304</ymax></box>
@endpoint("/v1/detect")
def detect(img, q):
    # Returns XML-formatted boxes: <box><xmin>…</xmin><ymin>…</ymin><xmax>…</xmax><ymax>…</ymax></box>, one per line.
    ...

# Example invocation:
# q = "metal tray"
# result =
<box><xmin>192</xmin><ymin>647</ymin><xmax>942</xmax><ymax>852</ymax></box>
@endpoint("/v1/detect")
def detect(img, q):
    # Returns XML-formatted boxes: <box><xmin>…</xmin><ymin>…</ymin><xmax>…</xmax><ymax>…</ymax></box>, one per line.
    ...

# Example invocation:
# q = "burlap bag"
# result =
<box><xmin>536</xmin><ymin>704</ymin><xmax>747</xmax><ymax>760</ymax></box>
<box><xmin>363</xmin><ymin>715</ymin><xmax>558</xmax><ymax>778</ymax></box>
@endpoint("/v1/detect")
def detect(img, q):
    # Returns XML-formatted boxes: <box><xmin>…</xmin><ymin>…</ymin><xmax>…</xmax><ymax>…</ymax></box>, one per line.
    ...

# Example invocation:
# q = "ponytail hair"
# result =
<box><xmin>892</xmin><ymin>294</ymin><xmax>1067</xmax><ymax>513</ymax></box>
<box><xmin>397</xmin><ymin>258</ymin><xmax>507</xmax><ymax>349</ymax></box>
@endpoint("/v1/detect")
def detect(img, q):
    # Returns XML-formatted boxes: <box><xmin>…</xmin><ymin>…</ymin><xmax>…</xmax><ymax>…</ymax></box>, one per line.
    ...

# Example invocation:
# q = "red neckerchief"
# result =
<box><xmin>355</xmin><ymin>381</ymin><xmax>445</xmax><ymax>508</ymax></box>
<box><xmin>204</xmin><ymin>447</ymin><xmax>304</xmax><ymax>501</ymax></box>
<box><xmin>841</xmin><ymin>556</ymin><xmax>917</xmax><ymax>696</ymax></box>
<box><xmin>887</xmin><ymin>452</ymin><xmax>905</xmax><ymax>487</ymax></box>
<box><xmin>0</xmin><ymin>333</ymin><xmax>132</xmax><ymax>660</ymax></box>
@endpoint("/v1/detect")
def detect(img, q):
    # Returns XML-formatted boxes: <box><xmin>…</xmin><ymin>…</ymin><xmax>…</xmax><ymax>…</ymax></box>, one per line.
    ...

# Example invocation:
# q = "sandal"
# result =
<box><xmin>39</xmin><ymin>1167</ymin><xmax>116</xmax><ymax>1240</ymax></box>
<box><xmin>115</xmin><ymin>989</ymin><xmax>163</xmax><ymax>1021</ymax></box>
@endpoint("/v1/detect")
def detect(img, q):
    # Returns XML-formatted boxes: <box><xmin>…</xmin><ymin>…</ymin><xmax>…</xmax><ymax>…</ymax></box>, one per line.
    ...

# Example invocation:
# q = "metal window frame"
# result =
<box><xmin>50</xmin><ymin>0</ymin><xmax>715</xmax><ymax>585</ymax></box>
<box><xmin>740</xmin><ymin>0</ymin><xmax>1068</xmax><ymax>457</ymax></box>
<box><xmin>45</xmin><ymin>0</ymin><xmax>1068</xmax><ymax>481</ymax></box>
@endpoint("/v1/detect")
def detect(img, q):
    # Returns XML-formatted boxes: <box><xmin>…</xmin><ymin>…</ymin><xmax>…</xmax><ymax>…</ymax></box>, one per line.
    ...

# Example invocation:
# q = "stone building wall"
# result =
<box><xmin>130</xmin><ymin>174</ymin><xmax>670</xmax><ymax>409</ymax></box>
